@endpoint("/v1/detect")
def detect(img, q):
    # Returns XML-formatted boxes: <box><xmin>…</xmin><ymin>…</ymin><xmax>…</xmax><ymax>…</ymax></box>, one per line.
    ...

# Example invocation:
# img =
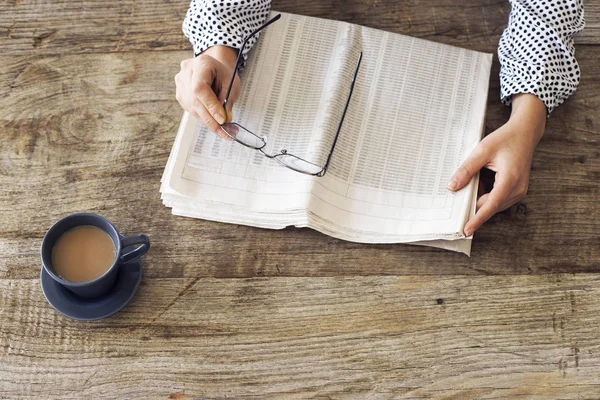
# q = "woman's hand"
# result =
<box><xmin>447</xmin><ymin>94</ymin><xmax>547</xmax><ymax>236</ymax></box>
<box><xmin>175</xmin><ymin>45</ymin><xmax>241</xmax><ymax>140</ymax></box>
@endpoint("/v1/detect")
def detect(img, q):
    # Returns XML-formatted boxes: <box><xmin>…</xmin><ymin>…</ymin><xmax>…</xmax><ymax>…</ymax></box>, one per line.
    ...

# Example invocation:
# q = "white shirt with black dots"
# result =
<box><xmin>183</xmin><ymin>0</ymin><xmax>585</xmax><ymax>114</ymax></box>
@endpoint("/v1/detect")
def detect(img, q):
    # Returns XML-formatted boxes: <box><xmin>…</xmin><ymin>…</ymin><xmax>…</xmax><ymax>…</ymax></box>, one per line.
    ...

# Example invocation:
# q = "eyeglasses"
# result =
<box><xmin>219</xmin><ymin>14</ymin><xmax>363</xmax><ymax>177</ymax></box>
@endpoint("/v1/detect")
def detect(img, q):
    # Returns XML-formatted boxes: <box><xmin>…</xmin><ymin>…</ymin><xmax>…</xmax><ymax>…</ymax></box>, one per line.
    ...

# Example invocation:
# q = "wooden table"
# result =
<box><xmin>1</xmin><ymin>1</ymin><xmax>599</xmax><ymax>398</ymax></box>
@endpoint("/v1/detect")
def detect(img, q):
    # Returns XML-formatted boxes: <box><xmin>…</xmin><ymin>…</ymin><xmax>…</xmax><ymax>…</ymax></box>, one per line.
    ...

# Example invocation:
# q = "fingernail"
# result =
<box><xmin>446</xmin><ymin>180</ymin><xmax>458</xmax><ymax>191</ymax></box>
<box><xmin>213</xmin><ymin>111</ymin><xmax>226</xmax><ymax>125</ymax></box>
<box><xmin>464</xmin><ymin>228</ymin><xmax>473</xmax><ymax>237</ymax></box>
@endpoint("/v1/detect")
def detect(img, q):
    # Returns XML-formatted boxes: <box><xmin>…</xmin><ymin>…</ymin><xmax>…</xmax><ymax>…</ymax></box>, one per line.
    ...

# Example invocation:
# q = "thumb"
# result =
<box><xmin>447</xmin><ymin>144</ymin><xmax>489</xmax><ymax>192</ymax></box>
<box><xmin>219</xmin><ymin>89</ymin><xmax>235</xmax><ymax>123</ymax></box>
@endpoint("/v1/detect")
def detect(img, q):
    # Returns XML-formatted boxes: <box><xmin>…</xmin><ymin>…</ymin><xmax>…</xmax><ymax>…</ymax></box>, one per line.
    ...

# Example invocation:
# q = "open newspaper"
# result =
<box><xmin>161</xmin><ymin>12</ymin><xmax>492</xmax><ymax>255</ymax></box>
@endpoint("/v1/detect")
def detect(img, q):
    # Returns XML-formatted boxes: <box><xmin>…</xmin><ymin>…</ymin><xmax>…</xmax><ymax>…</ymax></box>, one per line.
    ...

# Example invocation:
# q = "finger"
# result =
<box><xmin>175</xmin><ymin>61</ymin><xmax>195</xmax><ymax>110</ymax></box>
<box><xmin>174</xmin><ymin>72</ymin><xmax>188</xmax><ymax>108</ymax></box>
<box><xmin>500</xmin><ymin>194</ymin><xmax>526</xmax><ymax>214</ymax></box>
<box><xmin>220</xmin><ymin>75</ymin><xmax>240</xmax><ymax>123</ymax></box>
<box><xmin>477</xmin><ymin>185</ymin><xmax>525</xmax><ymax>213</ymax></box>
<box><xmin>192</xmin><ymin>99</ymin><xmax>230</xmax><ymax>140</ymax></box>
<box><xmin>464</xmin><ymin>174</ymin><xmax>513</xmax><ymax>236</ymax></box>
<box><xmin>447</xmin><ymin>144</ymin><xmax>489</xmax><ymax>192</ymax></box>
<box><xmin>192</xmin><ymin>68</ymin><xmax>227</xmax><ymax>125</ymax></box>
<box><xmin>476</xmin><ymin>193</ymin><xmax>490</xmax><ymax>211</ymax></box>
<box><xmin>175</xmin><ymin>60</ymin><xmax>193</xmax><ymax>91</ymax></box>
<box><xmin>186</xmin><ymin>107</ymin><xmax>219</xmax><ymax>137</ymax></box>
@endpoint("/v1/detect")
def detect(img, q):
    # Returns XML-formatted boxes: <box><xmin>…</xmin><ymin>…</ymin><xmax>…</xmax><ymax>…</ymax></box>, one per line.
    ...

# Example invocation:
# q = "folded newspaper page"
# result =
<box><xmin>161</xmin><ymin>12</ymin><xmax>493</xmax><ymax>255</ymax></box>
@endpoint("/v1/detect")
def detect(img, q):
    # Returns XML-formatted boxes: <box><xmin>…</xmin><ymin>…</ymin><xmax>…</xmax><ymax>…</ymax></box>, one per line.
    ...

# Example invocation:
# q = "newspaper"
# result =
<box><xmin>161</xmin><ymin>12</ymin><xmax>493</xmax><ymax>255</ymax></box>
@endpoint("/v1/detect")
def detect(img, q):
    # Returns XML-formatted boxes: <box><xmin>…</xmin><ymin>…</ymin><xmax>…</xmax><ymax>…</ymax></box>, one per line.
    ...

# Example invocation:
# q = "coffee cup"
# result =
<box><xmin>41</xmin><ymin>213</ymin><xmax>150</xmax><ymax>299</ymax></box>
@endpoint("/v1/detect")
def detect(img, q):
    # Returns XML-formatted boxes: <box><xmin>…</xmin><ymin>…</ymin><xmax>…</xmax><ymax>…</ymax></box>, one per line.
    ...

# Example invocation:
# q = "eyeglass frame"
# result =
<box><xmin>219</xmin><ymin>13</ymin><xmax>363</xmax><ymax>177</ymax></box>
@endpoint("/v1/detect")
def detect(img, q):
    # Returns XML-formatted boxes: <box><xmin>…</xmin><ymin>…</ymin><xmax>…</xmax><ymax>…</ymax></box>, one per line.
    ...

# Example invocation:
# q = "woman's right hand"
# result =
<box><xmin>175</xmin><ymin>45</ymin><xmax>241</xmax><ymax>140</ymax></box>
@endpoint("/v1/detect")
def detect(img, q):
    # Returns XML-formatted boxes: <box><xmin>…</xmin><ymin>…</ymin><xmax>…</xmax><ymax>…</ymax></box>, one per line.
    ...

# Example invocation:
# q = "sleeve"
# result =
<box><xmin>182</xmin><ymin>0</ymin><xmax>272</xmax><ymax>66</ymax></box>
<box><xmin>498</xmin><ymin>0</ymin><xmax>585</xmax><ymax>114</ymax></box>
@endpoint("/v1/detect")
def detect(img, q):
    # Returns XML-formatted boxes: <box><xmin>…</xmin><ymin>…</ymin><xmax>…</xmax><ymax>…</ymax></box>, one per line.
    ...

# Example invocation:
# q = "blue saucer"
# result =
<box><xmin>40</xmin><ymin>262</ymin><xmax>142</xmax><ymax>321</ymax></box>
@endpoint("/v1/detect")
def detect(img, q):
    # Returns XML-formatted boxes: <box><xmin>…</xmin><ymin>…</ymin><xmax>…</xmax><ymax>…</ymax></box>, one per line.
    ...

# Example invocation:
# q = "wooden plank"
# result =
<box><xmin>0</xmin><ymin>0</ymin><xmax>597</xmax><ymax>57</ymax></box>
<box><xmin>334</xmin><ymin>0</ymin><xmax>598</xmax><ymax>46</ymax></box>
<box><xmin>1</xmin><ymin>275</ymin><xmax>600</xmax><ymax>398</ymax></box>
<box><xmin>1</xmin><ymin>49</ymin><xmax>599</xmax><ymax>278</ymax></box>
<box><xmin>581</xmin><ymin>1</ymin><xmax>600</xmax><ymax>44</ymax></box>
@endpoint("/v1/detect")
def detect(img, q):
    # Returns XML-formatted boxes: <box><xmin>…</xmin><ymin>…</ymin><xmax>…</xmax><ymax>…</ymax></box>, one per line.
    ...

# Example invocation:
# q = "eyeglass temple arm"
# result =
<box><xmin>222</xmin><ymin>13</ymin><xmax>282</xmax><ymax>110</ymax></box>
<box><xmin>318</xmin><ymin>51</ymin><xmax>363</xmax><ymax>177</ymax></box>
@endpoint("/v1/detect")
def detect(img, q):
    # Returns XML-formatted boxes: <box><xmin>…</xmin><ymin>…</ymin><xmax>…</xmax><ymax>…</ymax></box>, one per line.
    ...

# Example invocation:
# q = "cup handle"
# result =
<box><xmin>120</xmin><ymin>234</ymin><xmax>150</xmax><ymax>264</ymax></box>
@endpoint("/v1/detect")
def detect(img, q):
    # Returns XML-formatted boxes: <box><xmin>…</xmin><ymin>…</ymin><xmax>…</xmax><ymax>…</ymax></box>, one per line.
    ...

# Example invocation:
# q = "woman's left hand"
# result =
<box><xmin>446</xmin><ymin>94</ymin><xmax>547</xmax><ymax>236</ymax></box>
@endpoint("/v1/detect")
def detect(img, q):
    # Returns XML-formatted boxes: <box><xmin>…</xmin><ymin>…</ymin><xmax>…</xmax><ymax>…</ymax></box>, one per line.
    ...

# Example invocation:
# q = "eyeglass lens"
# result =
<box><xmin>220</xmin><ymin>123</ymin><xmax>266</xmax><ymax>149</ymax></box>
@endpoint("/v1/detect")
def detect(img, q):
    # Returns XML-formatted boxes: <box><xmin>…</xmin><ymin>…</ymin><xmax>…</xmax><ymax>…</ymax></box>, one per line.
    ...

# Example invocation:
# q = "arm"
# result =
<box><xmin>498</xmin><ymin>0</ymin><xmax>585</xmax><ymax>114</ymax></box>
<box><xmin>447</xmin><ymin>0</ymin><xmax>585</xmax><ymax>236</ymax></box>
<box><xmin>176</xmin><ymin>0</ymin><xmax>272</xmax><ymax>137</ymax></box>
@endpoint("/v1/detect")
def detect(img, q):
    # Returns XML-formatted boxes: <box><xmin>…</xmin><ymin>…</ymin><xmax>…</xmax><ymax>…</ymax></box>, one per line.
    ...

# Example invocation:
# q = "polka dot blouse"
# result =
<box><xmin>499</xmin><ymin>0</ymin><xmax>585</xmax><ymax>114</ymax></box>
<box><xmin>182</xmin><ymin>0</ymin><xmax>271</xmax><ymax>68</ymax></box>
<box><xmin>183</xmin><ymin>0</ymin><xmax>585</xmax><ymax>114</ymax></box>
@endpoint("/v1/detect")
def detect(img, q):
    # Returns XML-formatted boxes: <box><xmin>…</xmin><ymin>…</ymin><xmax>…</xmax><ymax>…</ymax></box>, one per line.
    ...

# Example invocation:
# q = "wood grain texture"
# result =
<box><xmin>2</xmin><ymin>275</ymin><xmax>600</xmax><ymax>398</ymax></box>
<box><xmin>1</xmin><ymin>1</ymin><xmax>599</xmax><ymax>398</ymax></box>
<box><xmin>0</xmin><ymin>0</ymin><xmax>597</xmax><ymax>57</ymax></box>
<box><xmin>1</xmin><ymin>49</ymin><xmax>598</xmax><ymax>278</ymax></box>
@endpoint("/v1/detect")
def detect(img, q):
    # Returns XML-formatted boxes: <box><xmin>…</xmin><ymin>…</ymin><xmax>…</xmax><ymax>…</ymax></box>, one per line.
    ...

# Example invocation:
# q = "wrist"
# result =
<box><xmin>201</xmin><ymin>45</ymin><xmax>239</xmax><ymax>70</ymax></box>
<box><xmin>508</xmin><ymin>93</ymin><xmax>547</xmax><ymax>145</ymax></box>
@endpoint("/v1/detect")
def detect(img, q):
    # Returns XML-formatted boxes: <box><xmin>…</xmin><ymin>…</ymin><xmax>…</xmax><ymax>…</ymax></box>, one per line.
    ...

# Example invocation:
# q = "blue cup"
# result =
<box><xmin>41</xmin><ymin>213</ymin><xmax>150</xmax><ymax>299</ymax></box>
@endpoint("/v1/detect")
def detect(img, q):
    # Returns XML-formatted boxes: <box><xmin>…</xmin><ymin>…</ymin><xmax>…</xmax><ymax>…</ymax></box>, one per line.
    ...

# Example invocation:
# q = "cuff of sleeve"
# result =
<box><xmin>186</xmin><ymin>29</ymin><xmax>257</xmax><ymax>69</ymax></box>
<box><xmin>500</xmin><ymin>66</ymin><xmax>580</xmax><ymax>116</ymax></box>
